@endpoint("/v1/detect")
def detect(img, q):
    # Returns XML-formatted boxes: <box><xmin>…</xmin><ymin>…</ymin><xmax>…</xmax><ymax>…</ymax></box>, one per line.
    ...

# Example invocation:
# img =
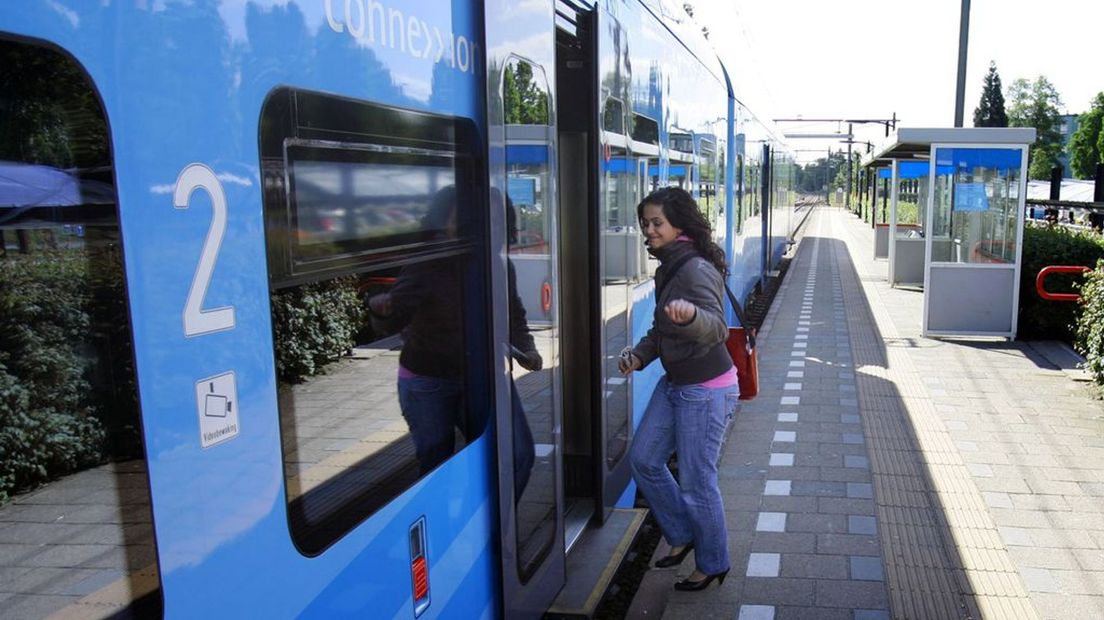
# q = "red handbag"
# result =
<box><xmin>724</xmin><ymin>284</ymin><xmax>759</xmax><ymax>400</ymax></box>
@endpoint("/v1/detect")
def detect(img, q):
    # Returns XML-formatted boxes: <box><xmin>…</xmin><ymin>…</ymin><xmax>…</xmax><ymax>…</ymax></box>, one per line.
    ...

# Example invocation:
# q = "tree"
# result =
<box><xmin>1008</xmin><ymin>76</ymin><xmax>1065</xmax><ymax>180</ymax></box>
<box><xmin>973</xmin><ymin>61</ymin><xmax>1008</xmax><ymax>127</ymax></box>
<box><xmin>503</xmin><ymin>61</ymin><xmax>549</xmax><ymax>125</ymax></box>
<box><xmin>1070</xmin><ymin>92</ymin><xmax>1104</xmax><ymax>179</ymax></box>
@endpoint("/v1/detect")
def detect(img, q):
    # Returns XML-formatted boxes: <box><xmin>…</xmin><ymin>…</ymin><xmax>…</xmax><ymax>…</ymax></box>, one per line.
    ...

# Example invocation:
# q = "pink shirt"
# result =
<box><xmin>701</xmin><ymin>365</ymin><xmax>739</xmax><ymax>388</ymax></box>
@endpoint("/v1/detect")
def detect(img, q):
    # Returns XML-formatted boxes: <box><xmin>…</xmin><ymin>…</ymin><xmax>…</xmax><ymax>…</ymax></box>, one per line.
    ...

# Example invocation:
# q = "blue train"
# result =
<box><xmin>0</xmin><ymin>1</ymin><xmax>798</xmax><ymax>618</ymax></box>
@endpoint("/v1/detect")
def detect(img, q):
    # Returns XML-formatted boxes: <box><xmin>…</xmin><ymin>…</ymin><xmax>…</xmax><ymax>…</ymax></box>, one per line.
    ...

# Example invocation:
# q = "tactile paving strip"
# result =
<box><xmin>829</xmin><ymin>211</ymin><xmax>1038</xmax><ymax>620</ymax></box>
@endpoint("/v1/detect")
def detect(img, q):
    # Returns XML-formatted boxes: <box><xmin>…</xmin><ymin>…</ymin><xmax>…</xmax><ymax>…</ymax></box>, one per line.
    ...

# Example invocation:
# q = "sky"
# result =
<box><xmin>691</xmin><ymin>0</ymin><xmax>1103</xmax><ymax>162</ymax></box>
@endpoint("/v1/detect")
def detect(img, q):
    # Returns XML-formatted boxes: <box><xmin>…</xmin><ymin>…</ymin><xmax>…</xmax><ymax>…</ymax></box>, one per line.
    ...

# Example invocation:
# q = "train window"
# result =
<box><xmin>262</xmin><ymin>88</ymin><xmax>482</xmax><ymax>286</ymax></box>
<box><xmin>0</xmin><ymin>39</ymin><xmax>161</xmax><ymax>617</ymax></box>
<box><xmin>735</xmin><ymin>154</ymin><xmax>745</xmax><ymax>233</ymax></box>
<box><xmin>260</xmin><ymin>88</ymin><xmax>490</xmax><ymax>555</ymax></box>
<box><xmin>669</xmin><ymin>131</ymin><xmax>693</xmax><ymax>155</ymax></box>
<box><xmin>630</xmin><ymin>113</ymin><xmax>659</xmax><ymax>145</ymax></box>
<box><xmin>285</xmin><ymin>142</ymin><xmax>461</xmax><ymax>261</ymax></box>
<box><xmin>603</xmin><ymin>97</ymin><xmax>624</xmax><ymax>134</ymax></box>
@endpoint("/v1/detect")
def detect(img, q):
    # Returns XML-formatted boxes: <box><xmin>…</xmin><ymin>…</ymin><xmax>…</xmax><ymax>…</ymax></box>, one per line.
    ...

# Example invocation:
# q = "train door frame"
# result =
<box><xmin>553</xmin><ymin>2</ymin><xmax>605</xmax><ymax>550</ymax></box>
<box><xmin>486</xmin><ymin>3</ymin><xmax>566</xmax><ymax>618</ymax></box>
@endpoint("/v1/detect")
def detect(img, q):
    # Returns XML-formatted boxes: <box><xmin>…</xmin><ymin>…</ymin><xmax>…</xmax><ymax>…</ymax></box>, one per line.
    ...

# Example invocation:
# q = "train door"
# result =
<box><xmin>487</xmin><ymin>2</ymin><xmax>566</xmax><ymax>618</ymax></box>
<box><xmin>562</xmin><ymin>0</ymin><xmax>635</xmax><ymax>526</ymax></box>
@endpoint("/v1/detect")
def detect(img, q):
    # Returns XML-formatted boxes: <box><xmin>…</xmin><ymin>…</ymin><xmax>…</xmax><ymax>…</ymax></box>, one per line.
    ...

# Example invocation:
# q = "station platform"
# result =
<box><xmin>639</xmin><ymin>206</ymin><xmax>1104</xmax><ymax>620</ymax></box>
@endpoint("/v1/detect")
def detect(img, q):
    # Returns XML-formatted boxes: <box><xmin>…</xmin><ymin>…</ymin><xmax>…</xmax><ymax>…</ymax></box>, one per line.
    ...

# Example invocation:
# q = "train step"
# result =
<box><xmin>545</xmin><ymin>507</ymin><xmax>648</xmax><ymax>619</ymax></box>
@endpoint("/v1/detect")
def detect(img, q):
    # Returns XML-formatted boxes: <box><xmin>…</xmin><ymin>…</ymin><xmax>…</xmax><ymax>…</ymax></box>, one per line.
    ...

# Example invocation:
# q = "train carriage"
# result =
<box><xmin>0</xmin><ymin>1</ymin><xmax>795</xmax><ymax>618</ymax></box>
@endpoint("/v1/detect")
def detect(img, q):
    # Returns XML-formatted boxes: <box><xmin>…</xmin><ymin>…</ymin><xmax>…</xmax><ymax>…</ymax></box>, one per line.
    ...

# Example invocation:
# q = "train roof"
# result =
<box><xmin>636</xmin><ymin>1</ymin><xmax>788</xmax><ymax>147</ymax></box>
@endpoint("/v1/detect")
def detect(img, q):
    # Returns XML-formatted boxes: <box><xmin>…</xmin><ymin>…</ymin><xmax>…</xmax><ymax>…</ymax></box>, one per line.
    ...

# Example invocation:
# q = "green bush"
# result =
<box><xmin>1075</xmin><ymin>262</ymin><xmax>1104</xmax><ymax>384</ymax></box>
<box><xmin>271</xmin><ymin>276</ymin><xmax>366</xmax><ymax>383</ymax></box>
<box><xmin>0</xmin><ymin>251</ymin><xmax>105</xmax><ymax>502</ymax></box>
<box><xmin>1018</xmin><ymin>224</ymin><xmax>1104</xmax><ymax>341</ymax></box>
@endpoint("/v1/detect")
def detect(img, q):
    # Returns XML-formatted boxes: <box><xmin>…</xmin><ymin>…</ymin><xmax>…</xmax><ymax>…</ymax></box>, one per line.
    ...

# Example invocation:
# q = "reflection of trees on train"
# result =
<box><xmin>0</xmin><ymin>41</ymin><xmax>141</xmax><ymax>491</ymax></box>
<box><xmin>504</xmin><ymin>61</ymin><xmax>550</xmax><ymax>125</ymax></box>
<box><xmin>0</xmin><ymin>38</ymin><xmax>156</xmax><ymax>615</ymax></box>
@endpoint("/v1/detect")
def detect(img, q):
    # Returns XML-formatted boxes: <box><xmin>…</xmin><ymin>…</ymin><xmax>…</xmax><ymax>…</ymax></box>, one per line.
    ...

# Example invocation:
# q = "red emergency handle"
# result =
<box><xmin>1036</xmin><ymin>265</ymin><xmax>1091</xmax><ymax>302</ymax></box>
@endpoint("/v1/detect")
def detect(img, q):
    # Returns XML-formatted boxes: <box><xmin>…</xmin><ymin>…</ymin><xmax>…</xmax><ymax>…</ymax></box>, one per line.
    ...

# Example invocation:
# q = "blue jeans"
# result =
<box><xmin>398</xmin><ymin>375</ymin><xmax>534</xmax><ymax>500</ymax></box>
<box><xmin>630</xmin><ymin>378</ymin><xmax>739</xmax><ymax>575</ymax></box>
<box><xmin>398</xmin><ymin>375</ymin><xmax>466</xmax><ymax>476</ymax></box>
<box><xmin>511</xmin><ymin>380</ymin><xmax>535</xmax><ymax>500</ymax></box>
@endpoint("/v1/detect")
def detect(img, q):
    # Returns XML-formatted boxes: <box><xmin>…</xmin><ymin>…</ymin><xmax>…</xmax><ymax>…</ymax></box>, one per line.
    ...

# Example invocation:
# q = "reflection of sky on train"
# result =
<box><xmin>485</xmin><ymin>0</ymin><xmax>555</xmax><ymax>62</ymax></box>
<box><xmin>217</xmin><ymin>0</ymin><xmax>484</xmax><ymax>102</ymax></box>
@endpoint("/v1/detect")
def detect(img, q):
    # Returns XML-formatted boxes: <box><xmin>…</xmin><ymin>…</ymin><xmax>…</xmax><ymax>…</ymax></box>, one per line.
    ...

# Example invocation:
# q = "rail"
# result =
<box><xmin>1035</xmin><ymin>265</ymin><xmax>1091</xmax><ymax>302</ymax></box>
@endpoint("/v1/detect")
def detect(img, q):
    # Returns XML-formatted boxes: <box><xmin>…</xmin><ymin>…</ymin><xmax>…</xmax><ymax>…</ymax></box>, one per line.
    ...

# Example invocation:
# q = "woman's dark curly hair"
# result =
<box><xmin>637</xmin><ymin>186</ymin><xmax>727</xmax><ymax>275</ymax></box>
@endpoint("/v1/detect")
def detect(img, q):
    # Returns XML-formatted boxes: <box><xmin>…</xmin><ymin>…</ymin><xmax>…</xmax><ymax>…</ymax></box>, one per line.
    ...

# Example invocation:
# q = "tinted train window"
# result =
<box><xmin>603</xmin><ymin>97</ymin><xmax>624</xmax><ymax>133</ymax></box>
<box><xmin>286</xmin><ymin>143</ymin><xmax>460</xmax><ymax>258</ymax></box>
<box><xmin>0</xmin><ymin>39</ymin><xmax>160</xmax><ymax>617</ymax></box>
<box><xmin>631</xmin><ymin>113</ymin><xmax>659</xmax><ymax>145</ymax></box>
<box><xmin>260</xmin><ymin>88</ymin><xmax>489</xmax><ymax>555</ymax></box>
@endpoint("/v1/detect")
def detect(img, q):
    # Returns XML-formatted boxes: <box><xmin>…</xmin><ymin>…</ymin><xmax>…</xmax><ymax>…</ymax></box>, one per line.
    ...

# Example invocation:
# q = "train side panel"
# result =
<box><xmin>0</xmin><ymin>2</ymin><xmax>498</xmax><ymax>617</ymax></box>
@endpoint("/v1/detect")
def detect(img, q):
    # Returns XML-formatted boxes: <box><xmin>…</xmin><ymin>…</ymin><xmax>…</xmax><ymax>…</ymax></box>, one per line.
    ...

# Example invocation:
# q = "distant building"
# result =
<box><xmin>1057</xmin><ymin>113</ymin><xmax>1080</xmax><ymax>177</ymax></box>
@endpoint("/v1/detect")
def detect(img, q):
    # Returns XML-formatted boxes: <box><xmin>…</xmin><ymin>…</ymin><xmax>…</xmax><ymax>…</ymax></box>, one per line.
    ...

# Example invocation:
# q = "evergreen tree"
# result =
<box><xmin>503</xmin><ymin>61</ymin><xmax>549</xmax><ymax>125</ymax></box>
<box><xmin>1070</xmin><ymin>92</ymin><xmax>1104</xmax><ymax>179</ymax></box>
<box><xmin>1008</xmin><ymin>76</ymin><xmax>1065</xmax><ymax>180</ymax></box>
<box><xmin>972</xmin><ymin>61</ymin><xmax>1008</xmax><ymax>127</ymax></box>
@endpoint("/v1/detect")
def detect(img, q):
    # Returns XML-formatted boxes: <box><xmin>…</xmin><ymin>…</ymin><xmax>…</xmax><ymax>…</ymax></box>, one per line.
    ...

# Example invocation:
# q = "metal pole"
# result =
<box><xmin>954</xmin><ymin>0</ymin><xmax>971</xmax><ymax>127</ymax></box>
<box><xmin>846</xmin><ymin>123</ymin><xmax>853</xmax><ymax>210</ymax></box>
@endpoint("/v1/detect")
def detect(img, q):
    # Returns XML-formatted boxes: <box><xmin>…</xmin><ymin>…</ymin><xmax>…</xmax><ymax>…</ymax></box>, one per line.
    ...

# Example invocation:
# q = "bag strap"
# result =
<box><xmin>724</xmin><ymin>282</ymin><xmax>757</xmax><ymax>349</ymax></box>
<box><xmin>660</xmin><ymin>253</ymin><xmax>756</xmax><ymax>350</ymax></box>
<box><xmin>655</xmin><ymin>253</ymin><xmax>696</xmax><ymax>304</ymax></box>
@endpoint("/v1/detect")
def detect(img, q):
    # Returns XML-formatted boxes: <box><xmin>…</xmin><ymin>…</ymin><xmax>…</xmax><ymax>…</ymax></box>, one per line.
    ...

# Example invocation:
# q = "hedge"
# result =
<box><xmin>0</xmin><ymin>251</ymin><xmax>106</xmax><ymax>502</ymax></box>
<box><xmin>271</xmin><ymin>276</ymin><xmax>366</xmax><ymax>383</ymax></box>
<box><xmin>1075</xmin><ymin>263</ymin><xmax>1104</xmax><ymax>385</ymax></box>
<box><xmin>1017</xmin><ymin>223</ymin><xmax>1104</xmax><ymax>341</ymax></box>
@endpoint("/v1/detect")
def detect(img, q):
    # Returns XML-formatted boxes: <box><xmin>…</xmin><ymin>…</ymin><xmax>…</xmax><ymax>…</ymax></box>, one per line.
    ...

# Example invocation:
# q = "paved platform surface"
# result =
<box><xmin>652</xmin><ymin>206</ymin><xmax>1104</xmax><ymax>620</ymax></box>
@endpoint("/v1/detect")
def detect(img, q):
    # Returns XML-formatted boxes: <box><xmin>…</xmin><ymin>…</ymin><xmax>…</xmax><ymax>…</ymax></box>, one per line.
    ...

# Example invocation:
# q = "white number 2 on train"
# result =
<box><xmin>173</xmin><ymin>164</ymin><xmax>236</xmax><ymax>337</ymax></box>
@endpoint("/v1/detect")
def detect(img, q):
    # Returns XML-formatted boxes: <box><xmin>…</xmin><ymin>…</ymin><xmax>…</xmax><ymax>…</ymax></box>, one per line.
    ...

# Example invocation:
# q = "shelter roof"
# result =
<box><xmin>863</xmin><ymin>127</ymin><xmax>1037</xmax><ymax>167</ymax></box>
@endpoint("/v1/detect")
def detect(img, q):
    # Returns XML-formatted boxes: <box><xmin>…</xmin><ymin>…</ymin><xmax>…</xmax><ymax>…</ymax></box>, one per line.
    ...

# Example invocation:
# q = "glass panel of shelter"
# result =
<box><xmin>895</xmin><ymin>161</ymin><xmax>930</xmax><ymax>239</ymax></box>
<box><xmin>929</xmin><ymin>147</ymin><xmax>1023</xmax><ymax>265</ymax></box>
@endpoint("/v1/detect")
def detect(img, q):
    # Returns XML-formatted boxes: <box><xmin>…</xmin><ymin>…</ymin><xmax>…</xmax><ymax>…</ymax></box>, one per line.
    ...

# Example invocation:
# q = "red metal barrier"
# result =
<box><xmin>1036</xmin><ymin>266</ymin><xmax>1091</xmax><ymax>302</ymax></box>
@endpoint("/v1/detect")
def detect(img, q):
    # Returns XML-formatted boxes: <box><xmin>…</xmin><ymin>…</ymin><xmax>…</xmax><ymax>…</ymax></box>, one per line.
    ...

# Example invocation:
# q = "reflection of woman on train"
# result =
<box><xmin>369</xmin><ymin>186</ymin><xmax>540</xmax><ymax>500</ymax></box>
<box><xmin>501</xmin><ymin>189</ymin><xmax>541</xmax><ymax>500</ymax></box>
<box><xmin>619</xmin><ymin>187</ymin><xmax>739</xmax><ymax>591</ymax></box>
<box><xmin>368</xmin><ymin>186</ymin><xmax>469</xmax><ymax>477</ymax></box>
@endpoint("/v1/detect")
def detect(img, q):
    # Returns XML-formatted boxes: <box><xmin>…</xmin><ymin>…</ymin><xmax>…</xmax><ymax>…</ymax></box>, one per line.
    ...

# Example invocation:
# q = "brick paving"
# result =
<box><xmin>657</xmin><ymin>206</ymin><xmax>1104</xmax><ymax>620</ymax></box>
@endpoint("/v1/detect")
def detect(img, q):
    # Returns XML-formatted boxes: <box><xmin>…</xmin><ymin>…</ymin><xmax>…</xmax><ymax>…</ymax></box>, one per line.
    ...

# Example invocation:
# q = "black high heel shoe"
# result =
<box><xmin>654</xmin><ymin>543</ymin><xmax>694</xmax><ymax>568</ymax></box>
<box><xmin>674</xmin><ymin>568</ymin><xmax>729</xmax><ymax>591</ymax></box>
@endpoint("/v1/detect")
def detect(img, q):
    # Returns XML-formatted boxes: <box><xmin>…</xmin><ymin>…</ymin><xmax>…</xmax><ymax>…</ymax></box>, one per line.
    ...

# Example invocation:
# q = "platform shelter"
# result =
<box><xmin>865</xmin><ymin>127</ymin><xmax>1035</xmax><ymax>338</ymax></box>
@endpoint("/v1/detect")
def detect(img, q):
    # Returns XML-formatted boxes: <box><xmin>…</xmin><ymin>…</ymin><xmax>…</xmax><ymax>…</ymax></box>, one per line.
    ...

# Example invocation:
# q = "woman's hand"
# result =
<box><xmin>665</xmin><ymin>298</ymin><xmax>697</xmax><ymax>325</ymax></box>
<box><xmin>517</xmin><ymin>349</ymin><xmax>543</xmax><ymax>371</ymax></box>
<box><xmin>618</xmin><ymin>350</ymin><xmax>642</xmax><ymax>375</ymax></box>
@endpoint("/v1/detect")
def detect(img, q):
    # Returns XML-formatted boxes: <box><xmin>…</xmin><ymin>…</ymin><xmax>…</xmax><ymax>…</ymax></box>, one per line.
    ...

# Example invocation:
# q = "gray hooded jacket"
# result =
<box><xmin>631</xmin><ymin>241</ymin><xmax>733</xmax><ymax>385</ymax></box>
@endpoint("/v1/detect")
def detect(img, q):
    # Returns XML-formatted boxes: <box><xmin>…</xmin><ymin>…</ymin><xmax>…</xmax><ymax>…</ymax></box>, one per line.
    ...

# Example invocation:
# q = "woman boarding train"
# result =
<box><xmin>620</xmin><ymin>187</ymin><xmax>740</xmax><ymax>591</ymax></box>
